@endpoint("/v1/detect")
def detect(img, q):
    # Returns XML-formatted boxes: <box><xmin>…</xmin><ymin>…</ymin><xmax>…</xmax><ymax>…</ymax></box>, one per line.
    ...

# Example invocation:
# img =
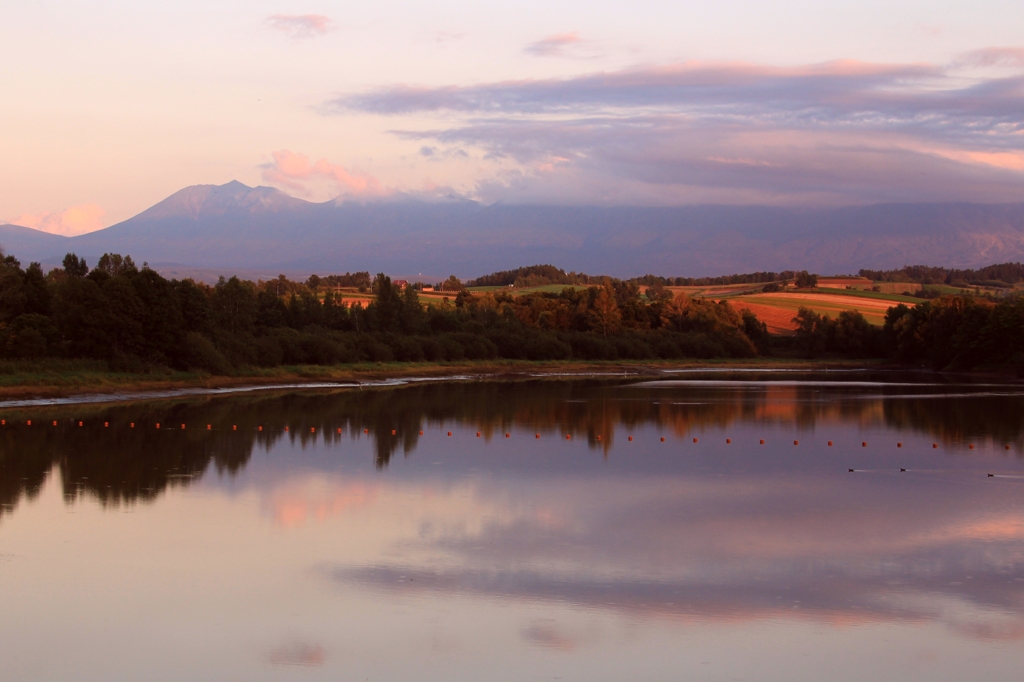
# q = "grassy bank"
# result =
<box><xmin>0</xmin><ymin>357</ymin><xmax>887</xmax><ymax>400</ymax></box>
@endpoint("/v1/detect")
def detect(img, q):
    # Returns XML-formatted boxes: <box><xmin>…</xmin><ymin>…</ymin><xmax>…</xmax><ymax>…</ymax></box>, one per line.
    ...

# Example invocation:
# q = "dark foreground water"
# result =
<box><xmin>2</xmin><ymin>371</ymin><xmax>1024</xmax><ymax>681</ymax></box>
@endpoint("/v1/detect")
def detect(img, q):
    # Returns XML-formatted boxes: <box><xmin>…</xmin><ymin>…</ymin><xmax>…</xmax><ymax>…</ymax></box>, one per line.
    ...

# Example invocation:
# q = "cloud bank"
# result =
<box><xmin>328</xmin><ymin>56</ymin><xmax>1024</xmax><ymax>205</ymax></box>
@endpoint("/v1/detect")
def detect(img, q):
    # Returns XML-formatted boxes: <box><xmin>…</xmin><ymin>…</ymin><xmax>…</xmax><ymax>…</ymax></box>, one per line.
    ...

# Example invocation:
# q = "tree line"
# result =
<box><xmin>791</xmin><ymin>295</ymin><xmax>1024</xmax><ymax>372</ymax></box>
<box><xmin>0</xmin><ymin>251</ymin><xmax>769</xmax><ymax>372</ymax></box>
<box><xmin>858</xmin><ymin>262</ymin><xmax>1024</xmax><ymax>288</ymax></box>
<box><xmin>1</xmin><ymin>250</ymin><xmax>1019</xmax><ymax>374</ymax></box>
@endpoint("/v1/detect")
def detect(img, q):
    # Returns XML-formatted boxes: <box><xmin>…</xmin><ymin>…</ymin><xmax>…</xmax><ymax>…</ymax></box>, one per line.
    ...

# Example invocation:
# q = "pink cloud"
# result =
<box><xmin>11</xmin><ymin>204</ymin><xmax>106</xmax><ymax>236</ymax></box>
<box><xmin>261</xmin><ymin>150</ymin><xmax>384</xmax><ymax>197</ymax></box>
<box><xmin>525</xmin><ymin>32</ymin><xmax>585</xmax><ymax>57</ymax></box>
<box><xmin>267</xmin><ymin>14</ymin><xmax>332</xmax><ymax>39</ymax></box>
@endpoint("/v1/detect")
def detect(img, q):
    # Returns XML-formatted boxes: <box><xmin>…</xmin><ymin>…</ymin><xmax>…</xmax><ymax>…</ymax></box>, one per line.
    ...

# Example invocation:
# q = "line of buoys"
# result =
<box><xmin>0</xmin><ymin>418</ymin><xmax>1013</xmax><ymax>456</ymax></box>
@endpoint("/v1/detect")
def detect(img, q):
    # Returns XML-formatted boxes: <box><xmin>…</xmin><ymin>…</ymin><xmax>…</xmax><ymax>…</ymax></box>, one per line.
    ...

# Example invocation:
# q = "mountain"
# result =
<box><xmin>0</xmin><ymin>223</ymin><xmax>70</xmax><ymax>261</ymax></box>
<box><xmin>4</xmin><ymin>181</ymin><xmax>1024</xmax><ymax>278</ymax></box>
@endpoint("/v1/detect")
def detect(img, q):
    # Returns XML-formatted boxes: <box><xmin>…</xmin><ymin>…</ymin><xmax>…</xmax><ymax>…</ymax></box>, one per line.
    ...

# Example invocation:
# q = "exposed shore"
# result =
<box><xmin>0</xmin><ymin>358</ymin><xmax>891</xmax><ymax>401</ymax></box>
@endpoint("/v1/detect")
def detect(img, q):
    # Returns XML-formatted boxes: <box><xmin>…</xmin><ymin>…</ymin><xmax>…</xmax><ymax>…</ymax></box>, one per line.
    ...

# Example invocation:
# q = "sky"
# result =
<box><xmin>1</xmin><ymin>0</ymin><xmax>1022</xmax><ymax>235</ymax></box>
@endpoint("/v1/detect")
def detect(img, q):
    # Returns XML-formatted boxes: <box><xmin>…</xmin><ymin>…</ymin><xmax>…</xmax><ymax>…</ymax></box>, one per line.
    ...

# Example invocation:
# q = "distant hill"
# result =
<box><xmin>4</xmin><ymin>181</ymin><xmax>1024</xmax><ymax>278</ymax></box>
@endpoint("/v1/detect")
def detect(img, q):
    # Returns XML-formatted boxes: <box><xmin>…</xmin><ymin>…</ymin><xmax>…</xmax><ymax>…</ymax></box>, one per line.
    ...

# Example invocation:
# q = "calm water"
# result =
<box><xmin>2</xmin><ymin>372</ymin><xmax>1024</xmax><ymax>681</ymax></box>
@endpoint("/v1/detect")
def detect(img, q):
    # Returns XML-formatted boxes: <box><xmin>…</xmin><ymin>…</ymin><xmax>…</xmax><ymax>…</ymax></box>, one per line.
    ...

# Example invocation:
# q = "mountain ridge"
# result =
<box><xmin>4</xmin><ymin>181</ymin><xmax>1024</xmax><ymax>277</ymax></box>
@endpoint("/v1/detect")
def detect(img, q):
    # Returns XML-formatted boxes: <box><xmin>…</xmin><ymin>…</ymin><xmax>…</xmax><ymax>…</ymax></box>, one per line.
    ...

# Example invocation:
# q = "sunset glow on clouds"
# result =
<box><xmin>260</xmin><ymin>150</ymin><xmax>385</xmax><ymax>198</ymax></box>
<box><xmin>11</xmin><ymin>204</ymin><xmax>106</xmax><ymax>236</ymax></box>
<box><xmin>1</xmin><ymin>0</ymin><xmax>1023</xmax><ymax>224</ymax></box>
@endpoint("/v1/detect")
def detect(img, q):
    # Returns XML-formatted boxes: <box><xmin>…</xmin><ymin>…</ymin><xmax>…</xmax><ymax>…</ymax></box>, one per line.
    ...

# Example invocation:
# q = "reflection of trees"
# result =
<box><xmin>1</xmin><ymin>378</ymin><xmax>1022</xmax><ymax>519</ymax></box>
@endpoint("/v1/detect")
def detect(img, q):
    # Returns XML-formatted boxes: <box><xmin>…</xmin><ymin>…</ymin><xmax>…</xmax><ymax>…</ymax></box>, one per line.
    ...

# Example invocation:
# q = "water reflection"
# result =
<box><xmin>3</xmin><ymin>373</ymin><xmax>1024</xmax><ymax>680</ymax></box>
<box><xmin>1</xmin><ymin>373</ymin><xmax>1023</xmax><ymax>520</ymax></box>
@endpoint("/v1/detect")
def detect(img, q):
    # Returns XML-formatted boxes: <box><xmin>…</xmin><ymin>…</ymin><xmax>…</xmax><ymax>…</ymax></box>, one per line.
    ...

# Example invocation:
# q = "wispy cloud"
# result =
<box><xmin>267</xmin><ymin>14</ymin><xmax>332</xmax><ymax>40</ymax></box>
<box><xmin>10</xmin><ymin>204</ymin><xmax>106</xmax><ymax>236</ymax></box>
<box><xmin>328</xmin><ymin>55</ymin><xmax>1024</xmax><ymax>205</ymax></box>
<box><xmin>261</xmin><ymin>149</ymin><xmax>384</xmax><ymax>197</ymax></box>
<box><xmin>524</xmin><ymin>32</ymin><xmax>586</xmax><ymax>58</ymax></box>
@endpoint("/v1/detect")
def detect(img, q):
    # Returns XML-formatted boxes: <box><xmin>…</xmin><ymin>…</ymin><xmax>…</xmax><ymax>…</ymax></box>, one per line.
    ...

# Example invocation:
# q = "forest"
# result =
<box><xmin>0</xmin><ymin>250</ymin><xmax>1020</xmax><ymax>374</ymax></box>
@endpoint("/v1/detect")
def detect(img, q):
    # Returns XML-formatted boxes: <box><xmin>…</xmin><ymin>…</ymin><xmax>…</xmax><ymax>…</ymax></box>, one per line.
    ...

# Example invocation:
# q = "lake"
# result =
<box><xmin>1</xmin><ymin>371</ymin><xmax>1023</xmax><ymax>681</ymax></box>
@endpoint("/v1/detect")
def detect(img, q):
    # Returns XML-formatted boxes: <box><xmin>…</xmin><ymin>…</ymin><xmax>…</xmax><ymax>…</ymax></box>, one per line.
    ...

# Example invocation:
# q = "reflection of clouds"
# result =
<box><xmin>263</xmin><ymin>476</ymin><xmax>380</xmax><ymax>527</ymax></box>
<box><xmin>266</xmin><ymin>642</ymin><xmax>325</xmax><ymax>666</ymax></box>
<box><xmin>320</xmin><ymin>473</ymin><xmax>1024</xmax><ymax>639</ymax></box>
<box><xmin>521</xmin><ymin>619</ymin><xmax>578</xmax><ymax>652</ymax></box>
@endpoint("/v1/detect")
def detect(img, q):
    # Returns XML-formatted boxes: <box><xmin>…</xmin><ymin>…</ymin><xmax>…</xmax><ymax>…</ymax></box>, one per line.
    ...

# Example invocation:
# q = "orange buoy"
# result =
<box><xmin>726</xmin><ymin>438</ymin><xmax>731</xmax><ymax>444</ymax></box>
<box><xmin>447</xmin><ymin>431</ymin><xmax>452</xmax><ymax>436</ymax></box>
<box><xmin>337</xmin><ymin>428</ymin><xmax>342</xmax><ymax>434</ymax></box>
<box><xmin>26</xmin><ymin>420</ymin><xmax>31</xmax><ymax>426</ymax></box>
<box><xmin>476</xmin><ymin>432</ymin><xmax>481</xmax><ymax>437</ymax></box>
<box><xmin>53</xmin><ymin>421</ymin><xmax>57</xmax><ymax>426</ymax></box>
<box><xmin>897</xmin><ymin>442</ymin><xmax>902</xmax><ymax>448</ymax></box>
<box><xmin>1006</xmin><ymin>444</ymin><xmax>1012</xmax><ymax>450</ymax></box>
<box><xmin>130</xmin><ymin>422</ymin><xmax>134</xmax><ymax>428</ymax></box>
<box><xmin>391</xmin><ymin>429</ymin><xmax>396</xmax><ymax>435</ymax></box>
<box><xmin>628</xmin><ymin>436</ymin><xmax>633</xmax><ymax>442</ymax></box>
<box><xmin>311</xmin><ymin>427</ymin><xmax>315</xmax><ymax>433</ymax></box>
<box><xmin>660</xmin><ymin>437</ymin><xmax>665</xmax><ymax>442</ymax></box>
<box><xmin>181</xmin><ymin>424</ymin><xmax>185</xmax><ymax>430</ymax></box>
<box><xmin>861</xmin><ymin>442</ymin><xmax>867</xmax><ymax>447</ymax></box>
<box><xmin>284</xmin><ymin>426</ymin><xmax>289</xmax><ymax>432</ymax></box>
<box><xmin>759</xmin><ymin>439</ymin><xmax>764</xmax><ymax>445</ymax></box>
<box><xmin>364</xmin><ymin>428</ymin><xmax>368</xmax><ymax>434</ymax></box>
<box><xmin>932</xmin><ymin>443</ymin><xmax>937</xmax><ymax>448</ymax></box>
<box><xmin>693</xmin><ymin>437</ymin><xmax>698</xmax><ymax>443</ymax></box>
<box><xmin>794</xmin><ymin>440</ymin><xmax>799</xmax><ymax>445</ymax></box>
<box><xmin>566</xmin><ymin>434</ymin><xmax>571</xmax><ymax>440</ymax></box>
<box><xmin>207</xmin><ymin>424</ymin><xmax>211</xmax><ymax>430</ymax></box>
<box><xmin>104</xmin><ymin>422</ymin><xmax>108</xmax><ymax>428</ymax></box>
<box><xmin>535</xmin><ymin>433</ymin><xmax>540</xmax><ymax>439</ymax></box>
<box><xmin>418</xmin><ymin>430</ymin><xmax>423</xmax><ymax>435</ymax></box>
<box><xmin>259</xmin><ymin>426</ymin><xmax>263</xmax><ymax>431</ymax></box>
<box><xmin>969</xmin><ymin>444</ymin><xmax>975</xmax><ymax>450</ymax></box>
<box><xmin>597</xmin><ymin>435</ymin><xmax>602</xmax><ymax>441</ymax></box>
<box><xmin>231</xmin><ymin>425</ymin><xmax>236</xmax><ymax>431</ymax></box>
<box><xmin>156</xmin><ymin>423</ymin><xmax>161</xmax><ymax>429</ymax></box>
<box><xmin>827</xmin><ymin>441</ymin><xmax>833</xmax><ymax>446</ymax></box>
<box><xmin>78</xmin><ymin>421</ymin><xmax>83</xmax><ymax>427</ymax></box>
<box><xmin>505</xmin><ymin>433</ymin><xmax>510</xmax><ymax>438</ymax></box>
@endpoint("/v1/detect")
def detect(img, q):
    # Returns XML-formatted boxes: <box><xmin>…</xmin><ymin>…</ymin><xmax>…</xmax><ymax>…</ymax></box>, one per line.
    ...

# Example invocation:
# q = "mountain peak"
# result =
<box><xmin>134</xmin><ymin>181</ymin><xmax>309</xmax><ymax>221</ymax></box>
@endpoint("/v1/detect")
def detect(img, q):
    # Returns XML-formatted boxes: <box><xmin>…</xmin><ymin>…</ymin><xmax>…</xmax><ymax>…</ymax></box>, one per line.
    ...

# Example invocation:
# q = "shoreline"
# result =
<box><xmin>0</xmin><ymin>358</ymin><xmax>892</xmax><ymax>403</ymax></box>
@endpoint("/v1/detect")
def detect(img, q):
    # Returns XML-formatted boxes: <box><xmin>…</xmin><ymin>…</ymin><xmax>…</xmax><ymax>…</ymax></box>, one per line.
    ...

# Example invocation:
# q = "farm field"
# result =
<box><xmin>721</xmin><ymin>290</ymin><xmax>910</xmax><ymax>333</ymax></box>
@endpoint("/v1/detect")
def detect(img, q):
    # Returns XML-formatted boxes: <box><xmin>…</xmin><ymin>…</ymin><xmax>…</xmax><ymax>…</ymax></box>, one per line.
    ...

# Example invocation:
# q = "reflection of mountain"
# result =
<box><xmin>1</xmin><ymin>376</ymin><xmax>1021</xmax><ymax>520</ymax></box>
